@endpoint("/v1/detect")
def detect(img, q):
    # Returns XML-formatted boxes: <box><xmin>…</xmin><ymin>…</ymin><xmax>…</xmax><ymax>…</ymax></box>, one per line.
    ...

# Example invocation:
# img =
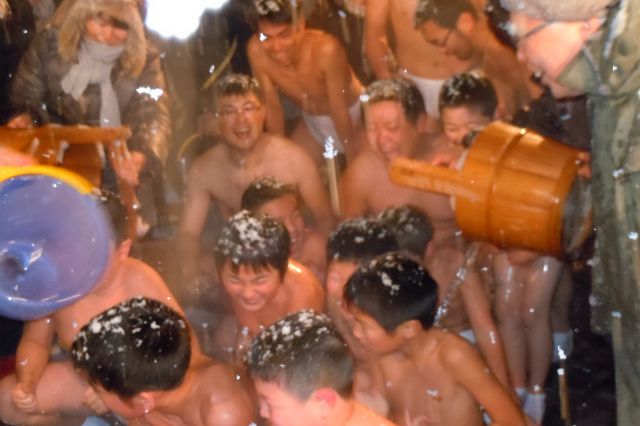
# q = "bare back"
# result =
<box><xmin>53</xmin><ymin>257</ymin><xmax>181</xmax><ymax>350</ymax></box>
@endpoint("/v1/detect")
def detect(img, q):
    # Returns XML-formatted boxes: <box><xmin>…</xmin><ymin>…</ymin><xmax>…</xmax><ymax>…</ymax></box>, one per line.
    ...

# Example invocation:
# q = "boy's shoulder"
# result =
<box><xmin>284</xmin><ymin>260</ymin><xmax>325</xmax><ymax>311</ymax></box>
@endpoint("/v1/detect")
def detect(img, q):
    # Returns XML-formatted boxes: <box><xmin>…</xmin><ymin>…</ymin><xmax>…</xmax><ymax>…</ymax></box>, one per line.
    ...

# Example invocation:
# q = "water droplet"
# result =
<box><xmin>628</xmin><ymin>231</ymin><xmax>639</xmax><ymax>241</ymax></box>
<box><xmin>426</xmin><ymin>388</ymin><xmax>440</xmax><ymax>398</ymax></box>
<box><xmin>19</xmin><ymin>358</ymin><xmax>28</xmax><ymax>366</ymax></box>
<box><xmin>613</xmin><ymin>168</ymin><xmax>624</xmax><ymax>178</ymax></box>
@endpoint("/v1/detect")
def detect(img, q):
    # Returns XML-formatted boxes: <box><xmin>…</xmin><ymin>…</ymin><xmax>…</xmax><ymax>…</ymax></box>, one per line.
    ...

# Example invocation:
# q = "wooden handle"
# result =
<box><xmin>389</xmin><ymin>157</ymin><xmax>476</xmax><ymax>200</ymax></box>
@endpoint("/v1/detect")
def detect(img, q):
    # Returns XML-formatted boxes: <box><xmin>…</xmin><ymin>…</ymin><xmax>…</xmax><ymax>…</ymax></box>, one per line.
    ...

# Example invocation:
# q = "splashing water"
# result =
<box><xmin>434</xmin><ymin>243</ymin><xmax>480</xmax><ymax>327</ymax></box>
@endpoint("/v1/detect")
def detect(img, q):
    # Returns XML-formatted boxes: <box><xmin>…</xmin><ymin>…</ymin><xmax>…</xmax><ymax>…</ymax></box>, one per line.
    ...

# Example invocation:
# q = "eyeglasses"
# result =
<box><xmin>513</xmin><ymin>21</ymin><xmax>551</xmax><ymax>47</ymax></box>
<box><xmin>216</xmin><ymin>103</ymin><xmax>262</xmax><ymax>119</ymax></box>
<box><xmin>427</xmin><ymin>28</ymin><xmax>453</xmax><ymax>48</ymax></box>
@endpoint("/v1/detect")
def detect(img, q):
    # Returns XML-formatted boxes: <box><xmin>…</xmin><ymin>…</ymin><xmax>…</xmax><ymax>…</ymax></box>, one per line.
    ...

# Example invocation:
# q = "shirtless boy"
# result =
<box><xmin>247</xmin><ymin>0</ymin><xmax>364</xmax><ymax>162</ymax></box>
<box><xmin>178</xmin><ymin>73</ymin><xmax>332</xmax><ymax>289</ymax></box>
<box><xmin>213</xmin><ymin>210</ymin><xmax>325</xmax><ymax>361</ymax></box>
<box><xmin>246</xmin><ymin>309</ymin><xmax>396</xmax><ymax>426</ymax></box>
<box><xmin>415</xmin><ymin>0</ymin><xmax>532</xmax><ymax>118</ymax></box>
<box><xmin>326</xmin><ymin>218</ymin><xmax>399</xmax><ymax>414</ymax></box>
<box><xmin>0</xmin><ymin>195</ymin><xmax>184</xmax><ymax>425</ymax></box>
<box><xmin>438</xmin><ymin>73</ymin><xmax>564</xmax><ymax>422</ymax></box>
<box><xmin>364</xmin><ymin>0</ymin><xmax>471</xmax><ymax>126</ymax></box>
<box><xmin>344</xmin><ymin>252</ymin><xmax>525</xmax><ymax>426</ymax></box>
<box><xmin>340</xmin><ymin>78</ymin><xmax>457</xmax><ymax>248</ymax></box>
<box><xmin>378</xmin><ymin>204</ymin><xmax>511</xmax><ymax>389</ymax></box>
<box><xmin>241</xmin><ymin>176</ymin><xmax>327</xmax><ymax>281</ymax></box>
<box><xmin>71</xmin><ymin>297</ymin><xmax>257</xmax><ymax>426</ymax></box>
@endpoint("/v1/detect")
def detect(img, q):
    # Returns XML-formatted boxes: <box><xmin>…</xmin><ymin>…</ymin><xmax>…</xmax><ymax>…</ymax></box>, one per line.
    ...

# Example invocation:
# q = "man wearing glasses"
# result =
<box><xmin>178</xmin><ymin>73</ymin><xmax>333</xmax><ymax>302</ymax></box>
<box><xmin>414</xmin><ymin>0</ymin><xmax>532</xmax><ymax>119</ymax></box>
<box><xmin>500</xmin><ymin>0</ymin><xmax>640</xmax><ymax>424</ymax></box>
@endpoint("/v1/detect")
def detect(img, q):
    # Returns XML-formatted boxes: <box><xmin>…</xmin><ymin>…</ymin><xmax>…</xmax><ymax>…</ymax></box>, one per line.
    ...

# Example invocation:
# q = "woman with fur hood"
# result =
<box><xmin>7</xmin><ymin>0</ymin><xmax>171</xmax><ymax>232</ymax></box>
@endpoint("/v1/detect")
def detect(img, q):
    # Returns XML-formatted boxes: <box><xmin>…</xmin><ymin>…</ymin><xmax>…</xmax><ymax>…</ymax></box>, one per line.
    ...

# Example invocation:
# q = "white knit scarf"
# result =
<box><xmin>61</xmin><ymin>38</ymin><xmax>125</xmax><ymax>128</ymax></box>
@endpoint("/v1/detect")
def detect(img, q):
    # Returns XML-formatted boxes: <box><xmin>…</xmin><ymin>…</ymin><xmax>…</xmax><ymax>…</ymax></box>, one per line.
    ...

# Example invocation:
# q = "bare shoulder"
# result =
<box><xmin>436</xmin><ymin>330</ymin><xmax>479</xmax><ymax>367</ymax></box>
<box><xmin>246</xmin><ymin>33</ymin><xmax>267</xmax><ymax>64</ymax></box>
<box><xmin>198</xmin><ymin>361</ymin><xmax>256</xmax><ymax>425</ymax></box>
<box><xmin>343</xmin><ymin>148</ymin><xmax>382</xmax><ymax>184</ymax></box>
<box><xmin>286</xmin><ymin>260</ymin><xmax>326</xmax><ymax>311</ymax></box>
<box><xmin>120</xmin><ymin>258</ymin><xmax>179</xmax><ymax>309</ymax></box>
<box><xmin>309</xmin><ymin>29</ymin><xmax>345</xmax><ymax>56</ymax></box>
<box><xmin>264</xmin><ymin>133</ymin><xmax>309</xmax><ymax>159</ymax></box>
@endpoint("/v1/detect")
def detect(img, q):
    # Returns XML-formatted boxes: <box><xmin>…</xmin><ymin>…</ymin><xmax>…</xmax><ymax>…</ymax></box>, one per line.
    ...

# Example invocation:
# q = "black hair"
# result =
<box><xmin>378</xmin><ymin>205</ymin><xmax>433</xmax><ymax>258</ymax></box>
<box><xmin>415</xmin><ymin>0</ymin><xmax>478</xmax><ymax>29</ymax></box>
<box><xmin>247</xmin><ymin>0</ymin><xmax>303</xmax><ymax>30</ymax></box>
<box><xmin>361</xmin><ymin>78</ymin><xmax>425</xmax><ymax>125</ymax></box>
<box><xmin>344</xmin><ymin>252</ymin><xmax>439</xmax><ymax>333</ymax></box>
<box><xmin>439</xmin><ymin>72</ymin><xmax>498</xmax><ymax>118</ymax></box>
<box><xmin>71</xmin><ymin>297</ymin><xmax>191</xmax><ymax>399</ymax></box>
<box><xmin>213</xmin><ymin>73</ymin><xmax>264</xmax><ymax>110</ymax></box>
<box><xmin>215</xmin><ymin>210</ymin><xmax>291</xmax><ymax>278</ymax></box>
<box><xmin>246</xmin><ymin>310</ymin><xmax>354</xmax><ymax>400</ymax></box>
<box><xmin>240</xmin><ymin>177</ymin><xmax>300</xmax><ymax>212</ymax></box>
<box><xmin>326</xmin><ymin>218</ymin><xmax>398</xmax><ymax>264</ymax></box>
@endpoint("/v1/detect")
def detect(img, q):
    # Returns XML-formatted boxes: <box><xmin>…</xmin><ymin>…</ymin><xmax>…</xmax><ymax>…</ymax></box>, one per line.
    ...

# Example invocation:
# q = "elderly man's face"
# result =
<box><xmin>510</xmin><ymin>12</ymin><xmax>591</xmax><ymax>98</ymax></box>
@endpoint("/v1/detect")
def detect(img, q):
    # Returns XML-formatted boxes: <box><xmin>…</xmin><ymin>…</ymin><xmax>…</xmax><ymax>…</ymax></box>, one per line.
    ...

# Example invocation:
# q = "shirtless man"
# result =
<box><xmin>71</xmin><ymin>297</ymin><xmax>257</xmax><ymax>426</ymax></box>
<box><xmin>415</xmin><ymin>0</ymin><xmax>532</xmax><ymax>118</ymax></box>
<box><xmin>364</xmin><ymin>0</ymin><xmax>471</xmax><ymax>128</ymax></box>
<box><xmin>213</xmin><ymin>210</ymin><xmax>325</xmax><ymax>363</ymax></box>
<box><xmin>178</xmin><ymin>73</ymin><xmax>333</xmax><ymax>288</ymax></box>
<box><xmin>0</xmin><ymin>197</ymin><xmax>184</xmax><ymax>424</ymax></box>
<box><xmin>345</xmin><ymin>252</ymin><xmax>525</xmax><ymax>426</ymax></box>
<box><xmin>246</xmin><ymin>0</ymin><xmax>364</xmax><ymax>163</ymax></box>
<box><xmin>246</xmin><ymin>310</ymin><xmax>396</xmax><ymax>426</ymax></box>
<box><xmin>340</xmin><ymin>78</ymin><xmax>456</xmax><ymax>248</ymax></box>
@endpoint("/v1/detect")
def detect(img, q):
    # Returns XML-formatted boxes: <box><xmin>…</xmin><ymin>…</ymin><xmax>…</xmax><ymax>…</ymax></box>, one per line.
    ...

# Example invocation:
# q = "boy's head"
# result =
<box><xmin>439</xmin><ymin>72</ymin><xmax>497</xmax><ymax>146</ymax></box>
<box><xmin>325</xmin><ymin>218</ymin><xmax>398</xmax><ymax>300</ymax></box>
<box><xmin>378</xmin><ymin>205</ymin><xmax>433</xmax><ymax>259</ymax></box>
<box><xmin>246</xmin><ymin>310</ymin><xmax>354</xmax><ymax>426</ymax></box>
<box><xmin>215</xmin><ymin>210</ymin><xmax>290</xmax><ymax>311</ymax></box>
<box><xmin>212</xmin><ymin>73</ymin><xmax>266</xmax><ymax>151</ymax></box>
<box><xmin>415</xmin><ymin>0</ymin><xmax>478</xmax><ymax>61</ymax></box>
<box><xmin>241</xmin><ymin>177</ymin><xmax>305</xmax><ymax>254</ymax></box>
<box><xmin>361</xmin><ymin>78</ymin><xmax>427</xmax><ymax>163</ymax></box>
<box><xmin>344</xmin><ymin>252</ymin><xmax>439</xmax><ymax>354</ymax></box>
<box><xmin>250</xmin><ymin>0</ymin><xmax>305</xmax><ymax>68</ymax></box>
<box><xmin>71</xmin><ymin>297</ymin><xmax>191</xmax><ymax>418</ymax></box>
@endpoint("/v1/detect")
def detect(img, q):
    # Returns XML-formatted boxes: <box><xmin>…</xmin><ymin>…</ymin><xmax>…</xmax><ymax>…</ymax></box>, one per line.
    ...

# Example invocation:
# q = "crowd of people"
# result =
<box><xmin>1</xmin><ymin>0</ymin><xmax>637</xmax><ymax>425</ymax></box>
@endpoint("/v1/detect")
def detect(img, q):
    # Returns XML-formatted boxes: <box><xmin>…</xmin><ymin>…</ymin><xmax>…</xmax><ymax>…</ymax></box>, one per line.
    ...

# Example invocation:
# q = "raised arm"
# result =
<box><xmin>247</xmin><ymin>37</ymin><xmax>286</xmax><ymax>135</ymax></box>
<box><xmin>178</xmin><ymin>157</ymin><xmax>214</xmax><ymax>281</ymax></box>
<box><xmin>289</xmin><ymin>146</ymin><xmax>335</xmax><ymax>235</ymax></box>
<box><xmin>364</xmin><ymin>0</ymin><xmax>396</xmax><ymax>79</ymax></box>
<box><xmin>442</xmin><ymin>339</ymin><xmax>525</xmax><ymax>426</ymax></box>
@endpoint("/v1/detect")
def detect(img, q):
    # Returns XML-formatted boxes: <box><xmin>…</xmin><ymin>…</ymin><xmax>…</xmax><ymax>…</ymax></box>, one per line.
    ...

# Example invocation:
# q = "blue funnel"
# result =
<box><xmin>0</xmin><ymin>174</ymin><xmax>112</xmax><ymax>320</ymax></box>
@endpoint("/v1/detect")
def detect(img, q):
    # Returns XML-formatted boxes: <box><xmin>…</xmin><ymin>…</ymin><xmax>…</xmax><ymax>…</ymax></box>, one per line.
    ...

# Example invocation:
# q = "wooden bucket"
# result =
<box><xmin>390</xmin><ymin>121</ymin><xmax>592</xmax><ymax>257</ymax></box>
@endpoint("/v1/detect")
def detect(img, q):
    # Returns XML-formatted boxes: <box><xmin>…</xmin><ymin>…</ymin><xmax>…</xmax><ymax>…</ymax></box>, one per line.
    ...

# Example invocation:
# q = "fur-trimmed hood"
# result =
<box><xmin>53</xmin><ymin>0</ymin><xmax>146</xmax><ymax>77</ymax></box>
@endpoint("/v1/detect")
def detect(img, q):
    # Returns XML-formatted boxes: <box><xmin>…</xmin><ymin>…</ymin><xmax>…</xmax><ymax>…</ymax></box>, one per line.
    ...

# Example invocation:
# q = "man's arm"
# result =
<box><xmin>178</xmin><ymin>158</ymin><xmax>213</xmax><ymax>280</ymax></box>
<box><xmin>442</xmin><ymin>338</ymin><xmax>525</xmax><ymax>426</ymax></box>
<box><xmin>364</xmin><ymin>0</ymin><xmax>396</xmax><ymax>79</ymax></box>
<box><xmin>247</xmin><ymin>37</ymin><xmax>286</xmax><ymax>135</ymax></box>
<box><xmin>288</xmin><ymin>146</ymin><xmax>335</xmax><ymax>235</ymax></box>
<box><xmin>12</xmin><ymin>318</ymin><xmax>56</xmax><ymax>413</ymax></box>
<box><xmin>339</xmin><ymin>156</ymin><xmax>370</xmax><ymax>219</ymax></box>
<box><xmin>320</xmin><ymin>36</ymin><xmax>358</xmax><ymax>156</ymax></box>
